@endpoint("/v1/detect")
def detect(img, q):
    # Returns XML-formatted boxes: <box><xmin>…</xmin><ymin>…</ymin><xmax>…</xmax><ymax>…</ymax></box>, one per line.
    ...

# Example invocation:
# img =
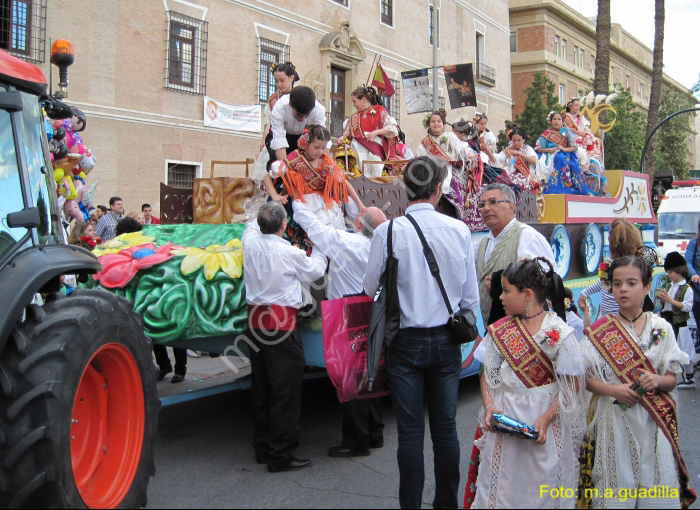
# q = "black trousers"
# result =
<box><xmin>265</xmin><ymin>132</ymin><xmax>301</xmax><ymax>170</ymax></box>
<box><xmin>340</xmin><ymin>398</ymin><xmax>384</xmax><ymax>451</ymax></box>
<box><xmin>249</xmin><ymin>328</ymin><xmax>306</xmax><ymax>465</ymax></box>
<box><xmin>153</xmin><ymin>344</ymin><xmax>187</xmax><ymax>375</ymax></box>
<box><xmin>660</xmin><ymin>311</ymin><xmax>687</xmax><ymax>341</ymax></box>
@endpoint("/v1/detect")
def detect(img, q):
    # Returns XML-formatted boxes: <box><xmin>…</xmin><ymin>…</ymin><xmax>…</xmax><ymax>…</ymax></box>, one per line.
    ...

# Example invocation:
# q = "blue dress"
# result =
<box><xmin>536</xmin><ymin>127</ymin><xmax>588</xmax><ymax>195</ymax></box>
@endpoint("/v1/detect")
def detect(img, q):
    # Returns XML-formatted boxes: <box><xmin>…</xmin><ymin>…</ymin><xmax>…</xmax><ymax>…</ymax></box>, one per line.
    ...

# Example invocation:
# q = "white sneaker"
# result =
<box><xmin>187</xmin><ymin>349</ymin><xmax>201</xmax><ymax>358</ymax></box>
<box><xmin>677</xmin><ymin>379</ymin><xmax>696</xmax><ymax>389</ymax></box>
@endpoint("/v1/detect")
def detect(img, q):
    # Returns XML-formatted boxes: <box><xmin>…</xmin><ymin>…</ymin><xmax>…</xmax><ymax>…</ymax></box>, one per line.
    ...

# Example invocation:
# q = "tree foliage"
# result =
<box><xmin>514</xmin><ymin>72</ymin><xmax>561</xmax><ymax>147</ymax></box>
<box><xmin>604</xmin><ymin>86</ymin><xmax>646</xmax><ymax>171</ymax></box>
<box><xmin>653</xmin><ymin>85</ymin><xmax>696</xmax><ymax>179</ymax></box>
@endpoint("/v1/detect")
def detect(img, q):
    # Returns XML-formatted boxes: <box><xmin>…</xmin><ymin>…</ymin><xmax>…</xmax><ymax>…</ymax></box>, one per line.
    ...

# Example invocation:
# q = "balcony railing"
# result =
<box><xmin>327</xmin><ymin>112</ymin><xmax>348</xmax><ymax>139</ymax></box>
<box><xmin>475</xmin><ymin>63</ymin><xmax>496</xmax><ymax>86</ymax></box>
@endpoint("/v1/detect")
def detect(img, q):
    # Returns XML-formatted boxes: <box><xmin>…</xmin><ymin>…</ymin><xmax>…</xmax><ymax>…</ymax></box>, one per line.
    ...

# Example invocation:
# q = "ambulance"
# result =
<box><xmin>656</xmin><ymin>182</ymin><xmax>700</xmax><ymax>264</ymax></box>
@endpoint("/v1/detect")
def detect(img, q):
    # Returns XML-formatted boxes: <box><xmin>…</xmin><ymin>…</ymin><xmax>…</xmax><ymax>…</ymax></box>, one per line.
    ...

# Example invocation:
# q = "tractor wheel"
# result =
<box><xmin>0</xmin><ymin>289</ymin><xmax>159</xmax><ymax>508</ymax></box>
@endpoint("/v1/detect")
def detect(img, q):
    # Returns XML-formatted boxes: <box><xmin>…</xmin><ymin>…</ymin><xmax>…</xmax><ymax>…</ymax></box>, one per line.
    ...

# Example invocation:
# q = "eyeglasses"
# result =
<box><xmin>477</xmin><ymin>198</ymin><xmax>511</xmax><ymax>209</ymax></box>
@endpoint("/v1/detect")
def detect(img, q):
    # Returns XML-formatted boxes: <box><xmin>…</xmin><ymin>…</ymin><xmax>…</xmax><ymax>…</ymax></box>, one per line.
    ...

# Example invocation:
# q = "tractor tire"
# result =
<box><xmin>0</xmin><ymin>289</ymin><xmax>159</xmax><ymax>509</ymax></box>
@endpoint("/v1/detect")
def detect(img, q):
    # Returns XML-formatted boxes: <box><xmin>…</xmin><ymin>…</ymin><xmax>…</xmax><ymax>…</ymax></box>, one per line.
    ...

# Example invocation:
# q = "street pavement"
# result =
<box><xmin>147</xmin><ymin>363</ymin><xmax>700</xmax><ymax>509</ymax></box>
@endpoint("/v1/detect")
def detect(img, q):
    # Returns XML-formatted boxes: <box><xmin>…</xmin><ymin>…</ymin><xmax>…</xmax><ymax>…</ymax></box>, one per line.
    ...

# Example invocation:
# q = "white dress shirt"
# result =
<box><xmin>474</xmin><ymin>218</ymin><xmax>555</xmax><ymax>266</ymax></box>
<box><xmin>242</xmin><ymin>219</ymin><xmax>327</xmax><ymax>308</ymax></box>
<box><xmin>270</xmin><ymin>94</ymin><xmax>327</xmax><ymax>151</ymax></box>
<box><xmin>292</xmin><ymin>201</ymin><xmax>370</xmax><ymax>300</ymax></box>
<box><xmin>364</xmin><ymin>203</ymin><xmax>480</xmax><ymax>329</ymax></box>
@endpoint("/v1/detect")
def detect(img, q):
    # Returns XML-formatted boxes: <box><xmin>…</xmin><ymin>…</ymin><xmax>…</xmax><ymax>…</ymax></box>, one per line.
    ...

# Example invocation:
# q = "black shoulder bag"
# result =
<box><xmin>367</xmin><ymin>219</ymin><xmax>400</xmax><ymax>390</ymax></box>
<box><xmin>405</xmin><ymin>214</ymin><xmax>479</xmax><ymax>345</ymax></box>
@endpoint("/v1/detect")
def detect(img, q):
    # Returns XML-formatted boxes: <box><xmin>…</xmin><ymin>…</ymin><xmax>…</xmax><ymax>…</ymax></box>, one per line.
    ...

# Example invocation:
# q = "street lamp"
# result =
<box><xmin>50</xmin><ymin>39</ymin><xmax>74</xmax><ymax>99</ymax></box>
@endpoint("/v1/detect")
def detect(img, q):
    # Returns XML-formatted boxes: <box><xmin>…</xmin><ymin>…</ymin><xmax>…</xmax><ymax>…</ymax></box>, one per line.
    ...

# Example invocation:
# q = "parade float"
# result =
<box><xmin>82</xmin><ymin>95</ymin><xmax>668</xmax><ymax>397</ymax></box>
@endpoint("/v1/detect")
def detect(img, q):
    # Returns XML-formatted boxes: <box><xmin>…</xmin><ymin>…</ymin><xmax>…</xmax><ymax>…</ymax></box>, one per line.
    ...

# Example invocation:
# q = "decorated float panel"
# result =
<box><xmin>86</xmin><ymin>165</ymin><xmax>664</xmax><ymax>383</ymax></box>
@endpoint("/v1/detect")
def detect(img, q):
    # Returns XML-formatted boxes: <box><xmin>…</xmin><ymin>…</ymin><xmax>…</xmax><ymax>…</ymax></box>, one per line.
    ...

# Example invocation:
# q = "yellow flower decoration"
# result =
<box><xmin>93</xmin><ymin>232</ymin><xmax>156</xmax><ymax>256</ymax></box>
<box><xmin>171</xmin><ymin>239</ymin><xmax>243</xmax><ymax>280</ymax></box>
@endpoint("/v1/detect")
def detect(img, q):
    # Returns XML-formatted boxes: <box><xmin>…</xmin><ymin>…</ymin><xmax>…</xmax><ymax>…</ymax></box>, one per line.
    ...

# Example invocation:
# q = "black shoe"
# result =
<box><xmin>328</xmin><ymin>446</ymin><xmax>371</xmax><ymax>458</ymax></box>
<box><xmin>256</xmin><ymin>452</ymin><xmax>270</xmax><ymax>465</ymax></box>
<box><xmin>158</xmin><ymin>368</ymin><xmax>172</xmax><ymax>381</ymax></box>
<box><xmin>370</xmin><ymin>440</ymin><xmax>384</xmax><ymax>449</ymax></box>
<box><xmin>171</xmin><ymin>373</ymin><xmax>186</xmax><ymax>384</ymax></box>
<box><xmin>267</xmin><ymin>457</ymin><xmax>312</xmax><ymax>473</ymax></box>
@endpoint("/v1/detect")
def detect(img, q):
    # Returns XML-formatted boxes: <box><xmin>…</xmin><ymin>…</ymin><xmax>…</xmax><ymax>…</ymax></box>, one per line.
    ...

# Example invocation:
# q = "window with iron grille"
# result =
<box><xmin>258</xmin><ymin>38</ymin><xmax>290</xmax><ymax>104</ymax></box>
<box><xmin>379</xmin><ymin>79</ymin><xmax>400</xmax><ymax>125</ymax></box>
<box><xmin>381</xmin><ymin>0</ymin><xmax>393</xmax><ymax>26</ymax></box>
<box><xmin>165</xmin><ymin>11</ymin><xmax>208</xmax><ymax>95</ymax></box>
<box><xmin>167</xmin><ymin>162</ymin><xmax>198</xmax><ymax>189</ymax></box>
<box><xmin>0</xmin><ymin>0</ymin><xmax>46</xmax><ymax>63</ymax></box>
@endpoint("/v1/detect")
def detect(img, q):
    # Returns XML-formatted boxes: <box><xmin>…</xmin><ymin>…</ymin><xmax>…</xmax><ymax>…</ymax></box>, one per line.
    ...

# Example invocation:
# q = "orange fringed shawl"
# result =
<box><xmin>280</xmin><ymin>150</ymin><xmax>348</xmax><ymax>209</ymax></box>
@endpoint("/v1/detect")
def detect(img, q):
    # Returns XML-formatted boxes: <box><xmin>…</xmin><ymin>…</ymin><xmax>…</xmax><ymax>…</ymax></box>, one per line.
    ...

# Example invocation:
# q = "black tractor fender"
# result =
<box><xmin>0</xmin><ymin>244</ymin><xmax>101</xmax><ymax>354</ymax></box>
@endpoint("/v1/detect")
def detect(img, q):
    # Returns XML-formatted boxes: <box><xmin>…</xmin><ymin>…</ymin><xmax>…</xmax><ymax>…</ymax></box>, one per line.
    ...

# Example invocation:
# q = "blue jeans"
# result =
<box><xmin>387</xmin><ymin>326</ymin><xmax>462</xmax><ymax>509</ymax></box>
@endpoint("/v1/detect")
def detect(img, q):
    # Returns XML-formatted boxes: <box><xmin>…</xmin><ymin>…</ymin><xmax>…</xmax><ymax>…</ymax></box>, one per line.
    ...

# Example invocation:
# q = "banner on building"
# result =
<box><xmin>443</xmin><ymin>64</ymin><xmax>477</xmax><ymax>109</ymax></box>
<box><xmin>401</xmin><ymin>68</ymin><xmax>432</xmax><ymax>114</ymax></box>
<box><xmin>203</xmin><ymin>96</ymin><xmax>261</xmax><ymax>132</ymax></box>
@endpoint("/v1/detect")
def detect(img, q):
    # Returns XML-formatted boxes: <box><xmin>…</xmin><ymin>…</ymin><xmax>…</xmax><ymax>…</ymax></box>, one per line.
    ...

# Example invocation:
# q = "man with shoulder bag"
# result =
<box><xmin>364</xmin><ymin>156</ymin><xmax>480</xmax><ymax>509</ymax></box>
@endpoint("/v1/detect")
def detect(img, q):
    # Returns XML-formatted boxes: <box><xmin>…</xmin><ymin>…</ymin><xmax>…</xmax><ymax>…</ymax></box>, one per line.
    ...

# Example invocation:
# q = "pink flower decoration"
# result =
<box><xmin>94</xmin><ymin>243</ymin><xmax>179</xmax><ymax>288</ymax></box>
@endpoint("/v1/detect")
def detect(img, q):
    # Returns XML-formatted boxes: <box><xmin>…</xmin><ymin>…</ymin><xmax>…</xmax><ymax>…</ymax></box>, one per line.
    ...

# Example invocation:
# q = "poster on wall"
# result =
<box><xmin>203</xmin><ymin>96</ymin><xmax>262</xmax><ymax>132</ymax></box>
<box><xmin>443</xmin><ymin>64</ymin><xmax>477</xmax><ymax>109</ymax></box>
<box><xmin>401</xmin><ymin>68</ymin><xmax>433</xmax><ymax>114</ymax></box>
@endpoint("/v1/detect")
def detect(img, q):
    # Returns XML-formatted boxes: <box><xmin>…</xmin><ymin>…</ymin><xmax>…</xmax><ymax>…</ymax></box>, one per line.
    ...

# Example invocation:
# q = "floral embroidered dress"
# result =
<box><xmin>580</xmin><ymin>313</ymin><xmax>692</xmax><ymax>509</ymax></box>
<box><xmin>416</xmin><ymin>132</ymin><xmax>475</xmax><ymax>226</ymax></box>
<box><xmin>275</xmin><ymin>149</ymin><xmax>348</xmax><ymax>254</ymax></box>
<box><xmin>340</xmin><ymin>104</ymin><xmax>398</xmax><ymax>178</ymax></box>
<box><xmin>564</xmin><ymin>112</ymin><xmax>606</xmax><ymax>196</ymax></box>
<box><xmin>493</xmin><ymin>143</ymin><xmax>540</xmax><ymax>195</ymax></box>
<box><xmin>472</xmin><ymin>312</ymin><xmax>587</xmax><ymax>509</ymax></box>
<box><xmin>536</xmin><ymin>127</ymin><xmax>588</xmax><ymax>196</ymax></box>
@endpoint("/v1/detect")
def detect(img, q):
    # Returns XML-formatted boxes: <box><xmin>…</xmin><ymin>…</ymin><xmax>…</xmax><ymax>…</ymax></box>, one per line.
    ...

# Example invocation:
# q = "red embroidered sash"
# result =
<box><xmin>586</xmin><ymin>316</ymin><xmax>696</xmax><ymax>508</ymax></box>
<box><xmin>513</xmin><ymin>153</ymin><xmax>540</xmax><ymax>191</ymax></box>
<box><xmin>487</xmin><ymin>316</ymin><xmax>556</xmax><ymax>388</ymax></box>
<box><xmin>349</xmin><ymin>111</ymin><xmax>386</xmax><ymax>160</ymax></box>
<box><xmin>541</xmin><ymin>128</ymin><xmax>569</xmax><ymax>148</ymax></box>
<box><xmin>564</xmin><ymin>113</ymin><xmax>577</xmax><ymax>132</ymax></box>
<box><xmin>421</xmin><ymin>136</ymin><xmax>451</xmax><ymax>162</ymax></box>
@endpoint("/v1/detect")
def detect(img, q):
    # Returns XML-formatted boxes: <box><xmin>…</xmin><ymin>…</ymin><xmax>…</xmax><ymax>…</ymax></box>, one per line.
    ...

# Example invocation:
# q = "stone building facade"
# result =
<box><xmin>3</xmin><ymin>0</ymin><xmax>514</xmax><ymax>212</ymax></box>
<box><xmin>509</xmin><ymin>0</ymin><xmax>698</xmax><ymax>169</ymax></box>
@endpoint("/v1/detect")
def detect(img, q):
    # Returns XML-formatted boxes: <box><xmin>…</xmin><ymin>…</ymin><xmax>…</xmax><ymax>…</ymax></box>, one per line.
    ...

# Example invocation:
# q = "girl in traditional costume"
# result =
<box><xmin>536</xmin><ymin>111</ymin><xmax>588</xmax><ymax>195</ymax></box>
<box><xmin>472</xmin><ymin>113</ymin><xmax>499</xmax><ymax>166</ymax></box>
<box><xmin>265</xmin><ymin>124</ymin><xmax>364</xmax><ymax>252</ymax></box>
<box><xmin>471</xmin><ymin>257</ymin><xmax>587</xmax><ymax>509</ymax></box>
<box><xmin>415</xmin><ymin>111</ymin><xmax>476</xmax><ymax>226</ymax></box>
<box><xmin>564</xmin><ymin>98</ymin><xmax>606</xmax><ymax>196</ymax></box>
<box><xmin>491</xmin><ymin>126</ymin><xmax>540</xmax><ymax>195</ymax></box>
<box><xmin>580</xmin><ymin>256</ymin><xmax>695</xmax><ymax>509</ymax></box>
<box><xmin>338</xmin><ymin>86</ymin><xmax>398</xmax><ymax>178</ymax></box>
<box><xmin>253</xmin><ymin>62</ymin><xmax>299</xmax><ymax>183</ymax></box>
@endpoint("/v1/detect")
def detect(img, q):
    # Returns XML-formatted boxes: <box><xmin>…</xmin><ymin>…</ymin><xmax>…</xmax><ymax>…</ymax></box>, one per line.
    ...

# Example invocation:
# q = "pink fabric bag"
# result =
<box><xmin>321</xmin><ymin>296</ymin><xmax>390</xmax><ymax>403</ymax></box>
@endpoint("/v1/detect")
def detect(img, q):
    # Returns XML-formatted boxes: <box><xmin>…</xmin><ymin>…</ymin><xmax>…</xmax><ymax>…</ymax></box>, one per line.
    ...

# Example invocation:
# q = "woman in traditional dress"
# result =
<box><xmin>266</xmin><ymin>124</ymin><xmax>365</xmax><ymax>253</ymax></box>
<box><xmin>564</xmin><ymin>98</ymin><xmax>606</xmax><ymax>195</ymax></box>
<box><xmin>472</xmin><ymin>257</ymin><xmax>586</xmax><ymax>509</ymax></box>
<box><xmin>415</xmin><ymin>111</ymin><xmax>476</xmax><ymax>226</ymax></box>
<box><xmin>253</xmin><ymin>62</ymin><xmax>298</xmax><ymax>183</ymax></box>
<box><xmin>536</xmin><ymin>111</ymin><xmax>588</xmax><ymax>195</ymax></box>
<box><xmin>472</xmin><ymin>113</ymin><xmax>498</xmax><ymax>165</ymax></box>
<box><xmin>579</xmin><ymin>256</ymin><xmax>694</xmax><ymax>509</ymax></box>
<box><xmin>490</xmin><ymin>126</ymin><xmax>540</xmax><ymax>195</ymax></box>
<box><xmin>338</xmin><ymin>86</ymin><xmax>398</xmax><ymax>178</ymax></box>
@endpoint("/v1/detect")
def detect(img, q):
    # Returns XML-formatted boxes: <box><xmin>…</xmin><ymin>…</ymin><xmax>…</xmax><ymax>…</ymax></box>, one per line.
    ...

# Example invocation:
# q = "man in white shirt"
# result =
<box><xmin>474</xmin><ymin>183</ymin><xmax>555</xmax><ymax>326</ymax></box>
<box><xmin>268</xmin><ymin>86</ymin><xmax>326</xmax><ymax>164</ymax></box>
<box><xmin>292</xmin><ymin>199</ymin><xmax>387</xmax><ymax>459</ymax></box>
<box><xmin>364</xmin><ymin>156</ymin><xmax>480</xmax><ymax>509</ymax></box>
<box><xmin>241</xmin><ymin>201</ymin><xmax>327</xmax><ymax>473</ymax></box>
